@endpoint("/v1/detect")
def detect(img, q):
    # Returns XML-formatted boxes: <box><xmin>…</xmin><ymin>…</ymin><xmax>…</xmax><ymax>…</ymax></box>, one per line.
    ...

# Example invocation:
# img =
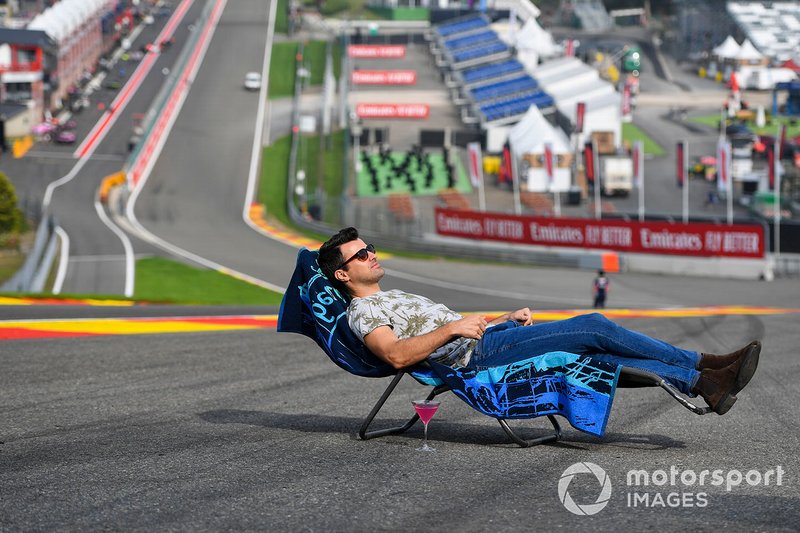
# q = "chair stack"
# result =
<box><xmin>387</xmin><ymin>193</ymin><xmax>416</xmax><ymax>222</ymax></box>
<box><xmin>438</xmin><ymin>188</ymin><xmax>471</xmax><ymax>210</ymax></box>
<box><xmin>521</xmin><ymin>192</ymin><xmax>555</xmax><ymax>216</ymax></box>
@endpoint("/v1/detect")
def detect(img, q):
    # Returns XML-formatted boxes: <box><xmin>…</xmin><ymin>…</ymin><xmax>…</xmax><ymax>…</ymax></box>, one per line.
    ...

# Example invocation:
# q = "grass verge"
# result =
<box><xmin>275</xmin><ymin>0</ymin><xmax>288</xmax><ymax>33</ymax></box>
<box><xmin>268</xmin><ymin>42</ymin><xmax>298</xmax><ymax>99</ymax></box>
<box><xmin>261</xmin><ymin>130</ymin><xmax>347</xmax><ymax>229</ymax></box>
<box><xmin>134</xmin><ymin>257</ymin><xmax>283</xmax><ymax>305</ymax></box>
<box><xmin>688</xmin><ymin>113</ymin><xmax>800</xmax><ymax>138</ymax></box>
<box><xmin>623</xmin><ymin>122</ymin><xmax>665</xmax><ymax>156</ymax></box>
<box><xmin>269</xmin><ymin>41</ymin><xmax>342</xmax><ymax>99</ymax></box>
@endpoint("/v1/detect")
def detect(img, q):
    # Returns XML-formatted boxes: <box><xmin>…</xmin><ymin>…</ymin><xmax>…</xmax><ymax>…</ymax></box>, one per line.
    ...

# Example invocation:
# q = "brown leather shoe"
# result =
<box><xmin>692</xmin><ymin>366</ymin><xmax>739</xmax><ymax>415</ymax></box>
<box><xmin>692</xmin><ymin>341</ymin><xmax>760</xmax><ymax>415</ymax></box>
<box><xmin>699</xmin><ymin>341</ymin><xmax>761</xmax><ymax>371</ymax></box>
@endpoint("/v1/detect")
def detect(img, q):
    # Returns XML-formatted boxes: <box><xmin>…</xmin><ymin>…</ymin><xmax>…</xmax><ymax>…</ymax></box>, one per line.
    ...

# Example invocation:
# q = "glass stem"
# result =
<box><xmin>423</xmin><ymin>422</ymin><xmax>429</xmax><ymax>446</ymax></box>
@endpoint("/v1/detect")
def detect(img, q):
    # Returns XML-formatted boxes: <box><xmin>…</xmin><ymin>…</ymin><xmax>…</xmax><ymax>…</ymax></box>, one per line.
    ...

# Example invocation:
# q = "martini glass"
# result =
<box><xmin>412</xmin><ymin>399</ymin><xmax>440</xmax><ymax>452</ymax></box>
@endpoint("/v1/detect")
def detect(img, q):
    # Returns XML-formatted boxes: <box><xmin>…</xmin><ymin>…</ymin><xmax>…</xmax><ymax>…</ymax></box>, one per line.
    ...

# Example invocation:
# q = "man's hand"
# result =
<box><xmin>509</xmin><ymin>307</ymin><xmax>533</xmax><ymax>326</ymax></box>
<box><xmin>448</xmin><ymin>315</ymin><xmax>488</xmax><ymax>340</ymax></box>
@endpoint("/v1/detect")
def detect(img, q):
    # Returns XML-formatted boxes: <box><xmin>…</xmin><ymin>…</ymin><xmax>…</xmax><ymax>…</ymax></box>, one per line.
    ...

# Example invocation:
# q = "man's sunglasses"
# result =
<box><xmin>338</xmin><ymin>243</ymin><xmax>376</xmax><ymax>270</ymax></box>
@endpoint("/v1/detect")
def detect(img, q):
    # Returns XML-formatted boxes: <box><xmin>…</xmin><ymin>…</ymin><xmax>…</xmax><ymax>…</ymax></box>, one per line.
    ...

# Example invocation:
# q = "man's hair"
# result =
<box><xmin>318</xmin><ymin>227</ymin><xmax>359</xmax><ymax>296</ymax></box>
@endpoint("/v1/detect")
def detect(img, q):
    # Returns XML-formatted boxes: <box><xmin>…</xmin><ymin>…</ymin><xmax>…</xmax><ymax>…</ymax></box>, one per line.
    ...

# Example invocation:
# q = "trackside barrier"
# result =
<box><xmin>1</xmin><ymin>215</ymin><xmax>57</xmax><ymax>292</ymax></box>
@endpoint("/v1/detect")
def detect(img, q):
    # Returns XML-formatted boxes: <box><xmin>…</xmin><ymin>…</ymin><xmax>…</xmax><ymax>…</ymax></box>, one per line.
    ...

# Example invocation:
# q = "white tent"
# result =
<box><xmin>534</xmin><ymin>64</ymin><xmax>599</xmax><ymax>94</ymax></box>
<box><xmin>553</xmin><ymin>77</ymin><xmax>614</xmax><ymax>109</ymax></box>
<box><xmin>515</xmin><ymin>17</ymin><xmax>558</xmax><ymax>57</ymax></box>
<box><xmin>737</xmin><ymin>39</ymin><xmax>764</xmax><ymax>61</ymax></box>
<box><xmin>557</xmin><ymin>91</ymin><xmax>622</xmax><ymax>154</ymax></box>
<box><xmin>713</xmin><ymin>36</ymin><xmax>741</xmax><ymax>59</ymax></box>
<box><xmin>28</xmin><ymin>0</ymin><xmax>111</xmax><ymax>43</ymax></box>
<box><xmin>508</xmin><ymin>104</ymin><xmax>570</xmax><ymax>153</ymax></box>
<box><xmin>529</xmin><ymin>56</ymin><xmax>581</xmax><ymax>77</ymax></box>
<box><xmin>508</xmin><ymin>105</ymin><xmax>571</xmax><ymax>192</ymax></box>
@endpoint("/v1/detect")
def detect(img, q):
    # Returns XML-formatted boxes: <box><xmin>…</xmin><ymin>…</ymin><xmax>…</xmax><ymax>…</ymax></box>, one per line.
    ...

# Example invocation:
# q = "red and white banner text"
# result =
<box><xmin>355</xmin><ymin>103</ymin><xmax>430</xmax><ymax>119</ymax></box>
<box><xmin>435</xmin><ymin>208</ymin><xmax>765</xmax><ymax>258</ymax></box>
<box><xmin>351</xmin><ymin>70</ymin><xmax>417</xmax><ymax>85</ymax></box>
<box><xmin>348</xmin><ymin>45</ymin><xmax>406</xmax><ymax>59</ymax></box>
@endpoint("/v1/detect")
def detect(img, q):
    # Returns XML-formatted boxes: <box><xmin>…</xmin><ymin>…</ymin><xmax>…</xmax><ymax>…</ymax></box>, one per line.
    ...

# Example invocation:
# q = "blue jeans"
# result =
<box><xmin>467</xmin><ymin>313</ymin><xmax>700</xmax><ymax>395</ymax></box>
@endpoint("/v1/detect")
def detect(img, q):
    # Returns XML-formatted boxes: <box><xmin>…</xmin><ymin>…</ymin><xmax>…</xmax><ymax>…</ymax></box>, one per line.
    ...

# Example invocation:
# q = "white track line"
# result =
<box><xmin>95</xmin><ymin>199</ymin><xmax>135</xmax><ymax>297</ymax></box>
<box><xmin>52</xmin><ymin>226</ymin><xmax>70</xmax><ymax>294</ymax></box>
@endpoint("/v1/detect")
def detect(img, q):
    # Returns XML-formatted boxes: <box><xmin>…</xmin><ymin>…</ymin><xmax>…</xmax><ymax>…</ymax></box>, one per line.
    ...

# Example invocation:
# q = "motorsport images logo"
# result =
<box><xmin>558</xmin><ymin>462</ymin><xmax>786</xmax><ymax>515</ymax></box>
<box><xmin>558</xmin><ymin>462</ymin><xmax>612</xmax><ymax>516</ymax></box>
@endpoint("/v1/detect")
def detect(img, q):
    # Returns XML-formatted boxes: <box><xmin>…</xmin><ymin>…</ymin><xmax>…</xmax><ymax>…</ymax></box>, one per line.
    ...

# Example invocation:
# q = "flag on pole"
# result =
<box><xmin>576</xmin><ymin>102</ymin><xmax>586</xmax><ymax>134</ymax></box>
<box><xmin>544</xmin><ymin>143</ymin><xmax>555</xmax><ymax>189</ymax></box>
<box><xmin>583</xmin><ymin>142</ymin><xmax>595</xmax><ymax>184</ymax></box>
<box><xmin>717</xmin><ymin>139</ymin><xmax>731</xmax><ymax>193</ymax></box>
<box><xmin>467</xmin><ymin>142</ymin><xmax>483</xmax><ymax>188</ymax></box>
<box><xmin>768</xmin><ymin>144</ymin><xmax>776</xmax><ymax>190</ymax></box>
<box><xmin>565</xmin><ymin>38</ymin><xmax>575</xmax><ymax>57</ymax></box>
<box><xmin>632</xmin><ymin>141</ymin><xmax>643</xmax><ymax>188</ymax></box>
<box><xmin>676</xmin><ymin>141</ymin><xmax>686</xmax><ymax>188</ymax></box>
<box><xmin>499</xmin><ymin>143</ymin><xmax>513</xmax><ymax>184</ymax></box>
<box><xmin>634</xmin><ymin>140</ymin><xmax>645</xmax><ymax>221</ymax></box>
<box><xmin>622</xmin><ymin>82</ymin><xmax>632</xmax><ymax>122</ymax></box>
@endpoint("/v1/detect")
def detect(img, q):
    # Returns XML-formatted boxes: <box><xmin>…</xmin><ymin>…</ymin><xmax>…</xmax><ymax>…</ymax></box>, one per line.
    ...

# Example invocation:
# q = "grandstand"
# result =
<box><xmin>429</xmin><ymin>14</ymin><xmax>556</xmax><ymax>127</ymax></box>
<box><xmin>727</xmin><ymin>1</ymin><xmax>800</xmax><ymax>62</ymax></box>
<box><xmin>434</xmin><ymin>15</ymin><xmax>511</xmax><ymax>69</ymax></box>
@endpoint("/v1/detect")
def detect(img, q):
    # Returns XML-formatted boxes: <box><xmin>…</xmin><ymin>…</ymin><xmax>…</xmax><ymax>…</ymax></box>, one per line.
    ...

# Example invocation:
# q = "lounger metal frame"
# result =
<box><xmin>359</xmin><ymin>366</ymin><xmax>710</xmax><ymax>448</ymax></box>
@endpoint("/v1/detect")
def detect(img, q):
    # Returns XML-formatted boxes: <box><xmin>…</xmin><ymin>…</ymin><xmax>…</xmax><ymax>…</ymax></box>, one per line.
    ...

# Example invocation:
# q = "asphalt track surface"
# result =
<box><xmin>2</xmin><ymin>268</ymin><xmax>799</xmax><ymax>530</ymax></box>
<box><xmin>3</xmin><ymin>6</ymin><xmax>800</xmax><ymax>531</ymax></box>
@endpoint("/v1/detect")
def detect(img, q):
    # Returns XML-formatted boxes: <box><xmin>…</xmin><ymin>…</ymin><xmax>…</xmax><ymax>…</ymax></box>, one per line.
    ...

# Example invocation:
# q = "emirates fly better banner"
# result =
<box><xmin>348</xmin><ymin>45</ymin><xmax>406</xmax><ymax>58</ymax></box>
<box><xmin>355</xmin><ymin>103</ymin><xmax>430</xmax><ymax>119</ymax></box>
<box><xmin>351</xmin><ymin>70</ymin><xmax>417</xmax><ymax>85</ymax></box>
<box><xmin>435</xmin><ymin>208</ymin><xmax>765</xmax><ymax>258</ymax></box>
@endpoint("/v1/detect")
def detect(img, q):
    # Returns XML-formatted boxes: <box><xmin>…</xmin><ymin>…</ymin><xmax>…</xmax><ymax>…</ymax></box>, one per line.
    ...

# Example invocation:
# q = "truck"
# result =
<box><xmin>599</xmin><ymin>155</ymin><xmax>633</xmax><ymax>196</ymax></box>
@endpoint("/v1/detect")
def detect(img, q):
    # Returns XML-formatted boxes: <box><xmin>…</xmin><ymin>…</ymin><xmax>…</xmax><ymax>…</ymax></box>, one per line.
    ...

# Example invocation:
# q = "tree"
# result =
<box><xmin>0</xmin><ymin>171</ymin><xmax>23</xmax><ymax>234</ymax></box>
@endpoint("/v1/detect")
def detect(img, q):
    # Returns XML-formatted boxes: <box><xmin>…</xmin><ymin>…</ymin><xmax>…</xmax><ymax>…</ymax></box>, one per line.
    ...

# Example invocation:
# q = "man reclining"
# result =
<box><xmin>317</xmin><ymin>227</ymin><xmax>761</xmax><ymax>416</ymax></box>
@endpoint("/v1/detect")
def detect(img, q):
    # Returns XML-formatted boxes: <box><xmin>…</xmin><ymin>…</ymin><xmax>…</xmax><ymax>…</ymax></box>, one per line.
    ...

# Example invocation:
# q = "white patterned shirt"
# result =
<box><xmin>348</xmin><ymin>289</ymin><xmax>475</xmax><ymax>367</ymax></box>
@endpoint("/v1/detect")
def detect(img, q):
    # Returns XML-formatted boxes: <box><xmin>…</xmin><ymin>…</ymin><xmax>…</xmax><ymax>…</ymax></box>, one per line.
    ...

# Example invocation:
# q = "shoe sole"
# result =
<box><xmin>732</xmin><ymin>341</ymin><xmax>761</xmax><ymax>395</ymax></box>
<box><xmin>715</xmin><ymin>393</ymin><xmax>737</xmax><ymax>415</ymax></box>
<box><xmin>714</xmin><ymin>341</ymin><xmax>761</xmax><ymax>415</ymax></box>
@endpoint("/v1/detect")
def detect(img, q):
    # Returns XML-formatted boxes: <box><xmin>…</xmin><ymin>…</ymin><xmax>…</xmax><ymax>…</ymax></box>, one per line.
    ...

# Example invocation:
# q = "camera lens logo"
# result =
<box><xmin>558</xmin><ymin>462</ymin><xmax>612</xmax><ymax>516</ymax></box>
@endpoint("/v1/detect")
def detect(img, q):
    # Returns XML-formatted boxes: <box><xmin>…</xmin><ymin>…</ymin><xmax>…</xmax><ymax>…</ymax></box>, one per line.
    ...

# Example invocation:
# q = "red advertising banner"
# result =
<box><xmin>351</xmin><ymin>70</ymin><xmax>417</xmax><ymax>85</ymax></box>
<box><xmin>356</xmin><ymin>103</ymin><xmax>430</xmax><ymax>119</ymax></box>
<box><xmin>348</xmin><ymin>45</ymin><xmax>406</xmax><ymax>59</ymax></box>
<box><xmin>435</xmin><ymin>208</ymin><xmax>765</xmax><ymax>258</ymax></box>
<box><xmin>576</xmin><ymin>102</ymin><xmax>586</xmax><ymax>133</ymax></box>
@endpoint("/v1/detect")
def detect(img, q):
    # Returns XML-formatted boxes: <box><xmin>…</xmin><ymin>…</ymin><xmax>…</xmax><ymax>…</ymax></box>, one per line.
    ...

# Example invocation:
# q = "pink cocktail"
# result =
<box><xmin>412</xmin><ymin>399</ymin><xmax>440</xmax><ymax>451</ymax></box>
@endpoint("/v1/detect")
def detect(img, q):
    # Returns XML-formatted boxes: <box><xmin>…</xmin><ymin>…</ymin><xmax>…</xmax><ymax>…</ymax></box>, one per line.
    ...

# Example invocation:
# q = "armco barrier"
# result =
<box><xmin>1</xmin><ymin>215</ymin><xmax>57</xmax><ymax>292</ymax></box>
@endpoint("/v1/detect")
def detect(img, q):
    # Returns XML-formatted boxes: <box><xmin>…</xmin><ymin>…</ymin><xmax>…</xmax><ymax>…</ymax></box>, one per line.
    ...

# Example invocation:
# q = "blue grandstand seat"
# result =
<box><xmin>436</xmin><ymin>16</ymin><xmax>488</xmax><ymax>37</ymax></box>
<box><xmin>462</xmin><ymin>59</ymin><xmax>524</xmax><ymax>84</ymax></box>
<box><xmin>470</xmin><ymin>75</ymin><xmax>540</xmax><ymax>102</ymax></box>
<box><xmin>444</xmin><ymin>30</ymin><xmax>497</xmax><ymax>50</ymax></box>
<box><xmin>452</xmin><ymin>41</ymin><xmax>508</xmax><ymax>63</ymax></box>
<box><xmin>480</xmin><ymin>92</ymin><xmax>555</xmax><ymax>122</ymax></box>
